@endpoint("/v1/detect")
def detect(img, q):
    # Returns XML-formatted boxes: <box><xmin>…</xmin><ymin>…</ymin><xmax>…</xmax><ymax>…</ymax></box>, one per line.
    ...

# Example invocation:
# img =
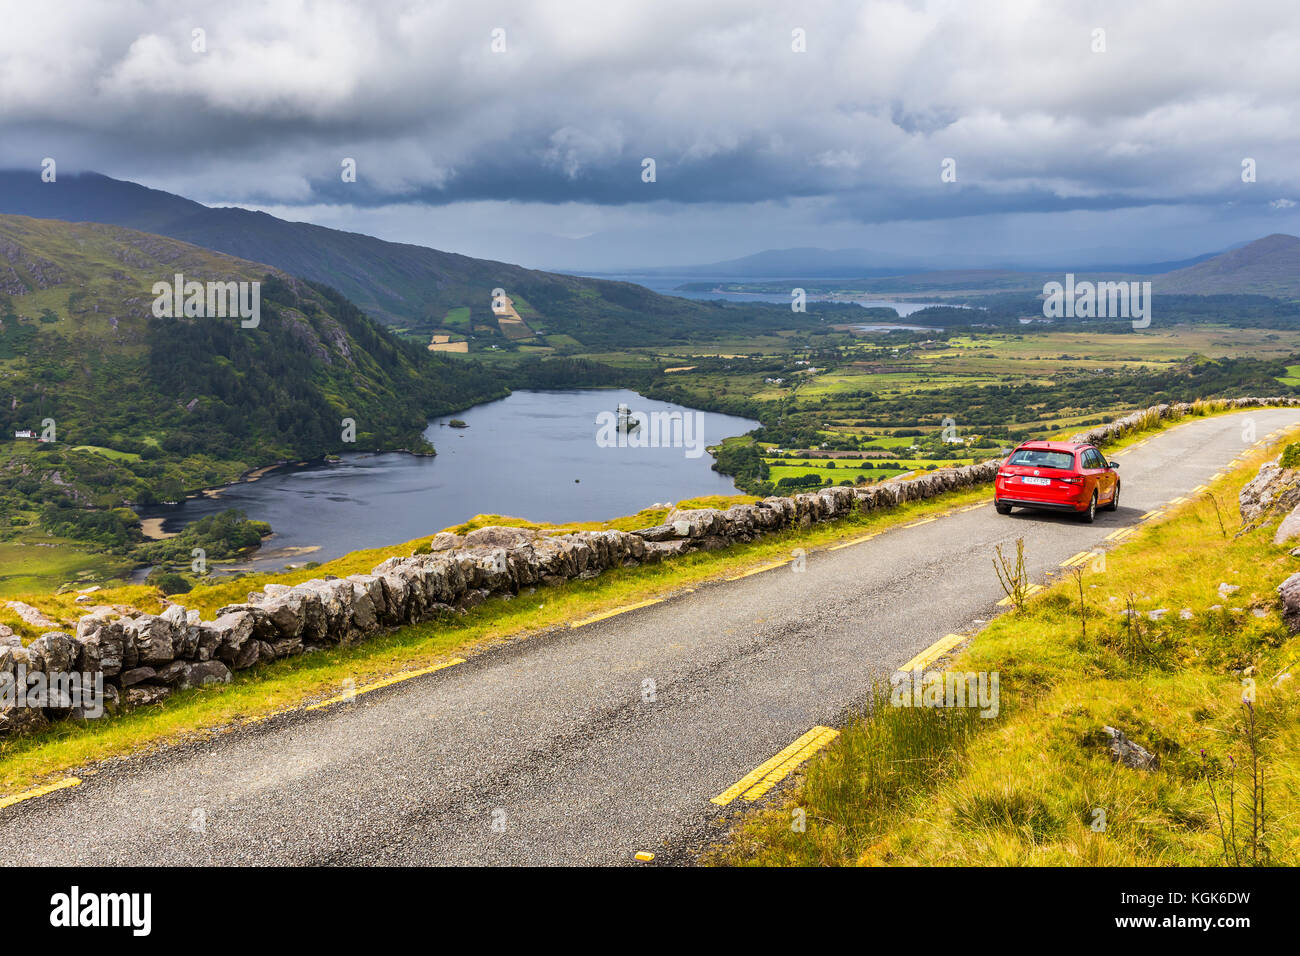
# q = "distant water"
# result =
<box><xmin>136</xmin><ymin>390</ymin><xmax>759</xmax><ymax>574</ymax></box>
<box><xmin>853</xmin><ymin>323</ymin><xmax>944</xmax><ymax>332</ymax></box>
<box><xmin>583</xmin><ymin>273</ymin><xmax>957</xmax><ymax>316</ymax></box>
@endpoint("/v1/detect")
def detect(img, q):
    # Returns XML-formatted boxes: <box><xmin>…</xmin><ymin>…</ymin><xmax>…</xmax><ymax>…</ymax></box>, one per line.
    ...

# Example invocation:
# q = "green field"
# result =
<box><xmin>0</xmin><ymin>538</ymin><xmax>136</xmax><ymax>600</ymax></box>
<box><xmin>441</xmin><ymin>306</ymin><xmax>471</xmax><ymax>329</ymax></box>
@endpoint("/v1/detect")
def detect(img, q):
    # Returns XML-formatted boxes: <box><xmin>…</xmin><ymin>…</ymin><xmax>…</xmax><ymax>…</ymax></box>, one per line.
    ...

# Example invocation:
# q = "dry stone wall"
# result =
<box><xmin>3</xmin><ymin>397</ymin><xmax>1298</xmax><ymax>738</ymax></box>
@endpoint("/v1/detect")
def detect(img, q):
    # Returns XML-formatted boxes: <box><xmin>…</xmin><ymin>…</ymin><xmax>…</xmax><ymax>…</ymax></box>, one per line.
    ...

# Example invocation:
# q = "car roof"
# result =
<box><xmin>1014</xmin><ymin>441</ymin><xmax>1089</xmax><ymax>452</ymax></box>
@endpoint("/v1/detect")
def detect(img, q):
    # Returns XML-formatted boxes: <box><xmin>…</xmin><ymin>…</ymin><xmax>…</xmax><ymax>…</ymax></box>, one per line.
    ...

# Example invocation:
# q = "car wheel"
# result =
<box><xmin>1079</xmin><ymin>491</ymin><xmax>1097</xmax><ymax>523</ymax></box>
<box><xmin>995</xmin><ymin>500</ymin><xmax>1012</xmax><ymax>515</ymax></box>
<box><xmin>1104</xmin><ymin>481</ymin><xmax>1120</xmax><ymax>511</ymax></box>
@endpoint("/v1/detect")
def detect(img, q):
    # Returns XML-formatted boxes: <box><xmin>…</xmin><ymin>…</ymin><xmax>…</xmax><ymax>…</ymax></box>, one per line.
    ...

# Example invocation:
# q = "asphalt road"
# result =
<box><xmin>1</xmin><ymin>407</ymin><xmax>1295</xmax><ymax>866</ymax></box>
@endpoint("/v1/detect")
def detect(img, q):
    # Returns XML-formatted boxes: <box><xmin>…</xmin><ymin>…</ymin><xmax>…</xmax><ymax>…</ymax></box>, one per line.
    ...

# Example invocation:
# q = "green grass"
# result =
<box><xmin>0</xmin><ymin>539</ymin><xmax>137</xmax><ymax>602</ymax></box>
<box><xmin>763</xmin><ymin>453</ymin><xmax>976</xmax><ymax>487</ymax></box>
<box><xmin>70</xmin><ymin>445</ymin><xmax>141</xmax><ymax>462</ymax></box>
<box><xmin>441</xmin><ymin>307</ymin><xmax>471</xmax><ymax>329</ymax></box>
<box><xmin>710</xmin><ymin>431</ymin><xmax>1300</xmax><ymax>867</ymax></box>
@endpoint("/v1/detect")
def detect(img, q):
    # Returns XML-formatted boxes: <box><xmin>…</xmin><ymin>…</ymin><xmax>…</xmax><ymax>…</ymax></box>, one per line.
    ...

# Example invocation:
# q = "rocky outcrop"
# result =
<box><xmin>1103</xmin><ymin>725</ymin><xmax>1158</xmax><ymax>770</ymax></box>
<box><xmin>1274</xmin><ymin>505</ymin><xmax>1300</xmax><ymax>545</ymax></box>
<box><xmin>1239</xmin><ymin>457</ymin><xmax>1300</xmax><ymax>529</ymax></box>
<box><xmin>1278</xmin><ymin>572</ymin><xmax>1300</xmax><ymax>633</ymax></box>
<box><xmin>1</xmin><ymin>397</ymin><xmax>1296</xmax><ymax>740</ymax></box>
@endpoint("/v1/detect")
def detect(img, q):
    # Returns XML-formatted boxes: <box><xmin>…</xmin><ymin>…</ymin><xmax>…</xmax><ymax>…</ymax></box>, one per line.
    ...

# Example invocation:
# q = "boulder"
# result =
<box><xmin>120</xmin><ymin>666</ymin><xmax>157</xmax><ymax>688</ymax></box>
<box><xmin>74</xmin><ymin>616</ymin><xmax>125</xmax><ymax>676</ymax></box>
<box><xmin>462</xmin><ymin>526</ymin><xmax>537</xmax><ymax>550</ymax></box>
<box><xmin>187</xmin><ymin>660</ymin><xmax>233</xmax><ymax>687</ymax></box>
<box><xmin>377</xmin><ymin>569</ymin><xmax>414</xmax><ymax>624</ymax></box>
<box><xmin>665</xmin><ymin>508</ymin><xmax>726</xmax><ymax>538</ymax></box>
<box><xmin>1278</xmin><ymin>572</ymin><xmax>1300</xmax><ymax>632</ymax></box>
<box><xmin>1103</xmin><ymin>725</ymin><xmax>1158</xmax><ymax>770</ymax></box>
<box><xmin>124</xmin><ymin>684</ymin><xmax>172</xmax><ymax>708</ymax></box>
<box><xmin>1275</xmin><ymin>504</ymin><xmax>1300</xmax><ymax>545</ymax></box>
<box><xmin>347</xmin><ymin>574</ymin><xmax>389</xmax><ymax>623</ymax></box>
<box><xmin>643</xmin><ymin>540</ymin><xmax>694</xmax><ymax>561</ymax></box>
<box><xmin>28</xmin><ymin>632</ymin><xmax>77</xmax><ymax>674</ymax></box>
<box><xmin>425</xmin><ymin>531</ymin><xmax>463</xmax><ymax>552</ymax></box>
<box><xmin>632</xmin><ymin>523</ymin><xmax>678</xmax><ymax>542</ymax></box>
<box><xmin>211</xmin><ymin>610</ymin><xmax>256</xmax><ymax>664</ymax></box>
<box><xmin>0</xmin><ymin>704</ymin><xmax>47</xmax><ymax>737</ymax></box>
<box><xmin>159</xmin><ymin>603</ymin><xmax>188</xmax><ymax>626</ymax></box>
<box><xmin>126</xmin><ymin>615</ymin><xmax>177</xmax><ymax>666</ymax></box>
<box><xmin>1240</xmin><ymin>457</ymin><xmax>1300</xmax><ymax>525</ymax></box>
<box><xmin>0</xmin><ymin>643</ymin><xmax>31</xmax><ymax>677</ymax></box>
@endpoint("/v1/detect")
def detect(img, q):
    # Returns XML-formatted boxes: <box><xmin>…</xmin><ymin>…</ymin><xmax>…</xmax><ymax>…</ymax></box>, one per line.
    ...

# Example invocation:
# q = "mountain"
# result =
<box><xmin>628</xmin><ymin>247</ymin><xmax>926</xmax><ymax>278</ymax></box>
<box><xmin>0</xmin><ymin>171</ymin><xmax>787</xmax><ymax>345</ymax></box>
<box><xmin>0</xmin><ymin>213</ymin><xmax>504</xmax><ymax>546</ymax></box>
<box><xmin>646</xmin><ymin>247</ymin><xmax>1231</xmax><ymax>282</ymax></box>
<box><xmin>1157</xmin><ymin>234</ymin><xmax>1300</xmax><ymax>297</ymax></box>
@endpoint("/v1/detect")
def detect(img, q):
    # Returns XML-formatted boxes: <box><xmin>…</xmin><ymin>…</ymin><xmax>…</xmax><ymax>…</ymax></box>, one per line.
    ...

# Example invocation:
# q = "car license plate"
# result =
<box><xmin>1022</xmin><ymin>476</ymin><xmax>1050</xmax><ymax>486</ymax></box>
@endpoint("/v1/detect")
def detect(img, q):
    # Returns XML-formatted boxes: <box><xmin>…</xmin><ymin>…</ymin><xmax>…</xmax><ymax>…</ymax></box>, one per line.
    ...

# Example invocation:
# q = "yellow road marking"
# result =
<box><xmin>568</xmin><ymin>598</ymin><xmax>663</xmax><ymax>629</ymax></box>
<box><xmin>725</xmin><ymin>560</ymin><xmax>790</xmax><ymax>580</ymax></box>
<box><xmin>958</xmin><ymin>502</ymin><xmax>988</xmax><ymax>512</ymax></box>
<box><xmin>1060</xmin><ymin>550</ymin><xmax>1099</xmax><ymax>568</ymax></box>
<box><xmin>711</xmin><ymin>726</ymin><xmax>839</xmax><ymax>806</ymax></box>
<box><xmin>904</xmin><ymin>516</ymin><xmax>937</xmax><ymax>528</ymax></box>
<box><xmin>899</xmin><ymin>632</ymin><xmax>966</xmax><ymax>672</ymax></box>
<box><xmin>1107</xmin><ymin>528</ymin><xmax>1135</xmax><ymax>542</ymax></box>
<box><xmin>0</xmin><ymin>776</ymin><xmax>81</xmax><ymax>811</ymax></box>
<box><xmin>1168</xmin><ymin>496</ymin><xmax>1188</xmax><ymax>505</ymax></box>
<box><xmin>305</xmin><ymin>658</ymin><xmax>466</xmax><ymax>711</ymax></box>
<box><xmin>1140</xmin><ymin>509</ymin><xmax>1163</xmax><ymax>520</ymax></box>
<box><xmin>742</xmin><ymin>727</ymin><xmax>839</xmax><ymax>801</ymax></box>
<box><xmin>634</xmin><ymin>851</ymin><xmax>655</xmax><ymax>862</ymax></box>
<box><xmin>1210</xmin><ymin>472</ymin><xmax>1224</xmax><ymax>480</ymax></box>
<box><xmin>1191</xmin><ymin>484</ymin><xmax>1208</xmax><ymax>493</ymax></box>
<box><xmin>829</xmin><ymin>533</ymin><xmax>879</xmax><ymax>551</ymax></box>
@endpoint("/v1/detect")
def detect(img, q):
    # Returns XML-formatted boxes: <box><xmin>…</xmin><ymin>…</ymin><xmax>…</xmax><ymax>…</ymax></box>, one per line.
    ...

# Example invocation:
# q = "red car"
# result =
<box><xmin>994</xmin><ymin>440</ymin><xmax>1120</xmax><ymax>523</ymax></box>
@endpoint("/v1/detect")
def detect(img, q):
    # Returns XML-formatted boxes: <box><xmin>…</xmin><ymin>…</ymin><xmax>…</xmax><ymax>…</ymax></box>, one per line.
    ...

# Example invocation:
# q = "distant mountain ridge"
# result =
<box><xmin>631</xmin><ymin>246</ymin><xmax>1232</xmax><ymax>280</ymax></box>
<box><xmin>1157</xmin><ymin>234</ymin><xmax>1300</xmax><ymax>297</ymax></box>
<box><xmin>0</xmin><ymin>171</ymin><xmax>779</xmax><ymax>345</ymax></box>
<box><xmin>659</xmin><ymin>235</ymin><xmax>1300</xmax><ymax>299</ymax></box>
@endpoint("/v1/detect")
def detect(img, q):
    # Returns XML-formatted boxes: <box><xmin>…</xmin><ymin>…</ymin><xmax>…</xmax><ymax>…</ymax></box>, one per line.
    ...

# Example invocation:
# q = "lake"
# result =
<box><xmin>137</xmin><ymin>390</ymin><xmax>759</xmax><ymax>574</ymax></box>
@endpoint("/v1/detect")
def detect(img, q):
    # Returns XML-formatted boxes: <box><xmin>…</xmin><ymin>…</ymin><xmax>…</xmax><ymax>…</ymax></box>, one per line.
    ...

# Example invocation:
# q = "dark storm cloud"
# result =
<box><xmin>1</xmin><ymin>0</ymin><xmax>1298</xmax><ymax>267</ymax></box>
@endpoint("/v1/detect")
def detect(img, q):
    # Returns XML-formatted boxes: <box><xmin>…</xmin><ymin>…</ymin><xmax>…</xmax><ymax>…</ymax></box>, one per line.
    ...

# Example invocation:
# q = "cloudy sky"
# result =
<box><xmin>2</xmin><ymin>0</ymin><xmax>1298</xmax><ymax>271</ymax></box>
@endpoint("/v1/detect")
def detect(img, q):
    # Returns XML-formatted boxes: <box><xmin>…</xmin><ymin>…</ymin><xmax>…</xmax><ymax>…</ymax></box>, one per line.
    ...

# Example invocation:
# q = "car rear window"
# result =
<box><xmin>1008</xmin><ymin>449</ymin><xmax>1075</xmax><ymax>470</ymax></box>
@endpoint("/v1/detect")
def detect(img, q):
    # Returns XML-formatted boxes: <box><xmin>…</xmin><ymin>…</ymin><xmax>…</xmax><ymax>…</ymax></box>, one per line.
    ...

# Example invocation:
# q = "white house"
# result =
<box><xmin>13</xmin><ymin>429</ymin><xmax>35</xmax><ymax>440</ymax></box>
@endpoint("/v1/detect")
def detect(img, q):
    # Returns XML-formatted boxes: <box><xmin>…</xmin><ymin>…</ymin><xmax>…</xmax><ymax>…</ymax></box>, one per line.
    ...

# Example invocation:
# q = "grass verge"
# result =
<box><xmin>709</xmin><ymin>428</ymin><xmax>1300</xmax><ymax>867</ymax></box>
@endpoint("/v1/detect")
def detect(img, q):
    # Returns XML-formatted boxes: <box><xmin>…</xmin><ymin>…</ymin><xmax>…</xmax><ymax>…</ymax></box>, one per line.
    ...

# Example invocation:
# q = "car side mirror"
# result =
<box><xmin>1108</xmin><ymin>461</ymin><xmax>1119</xmax><ymax>469</ymax></box>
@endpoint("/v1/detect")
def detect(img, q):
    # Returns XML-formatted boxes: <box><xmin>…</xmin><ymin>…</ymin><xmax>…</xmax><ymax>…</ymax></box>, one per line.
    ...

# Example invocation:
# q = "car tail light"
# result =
<box><xmin>1059</xmin><ymin>476</ymin><xmax>1083</xmax><ymax>484</ymax></box>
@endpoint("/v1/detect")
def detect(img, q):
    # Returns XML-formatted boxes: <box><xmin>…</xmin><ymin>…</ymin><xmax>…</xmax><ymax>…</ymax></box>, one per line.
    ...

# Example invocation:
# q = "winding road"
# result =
<box><xmin>1</xmin><ymin>407</ymin><xmax>1295</xmax><ymax>865</ymax></box>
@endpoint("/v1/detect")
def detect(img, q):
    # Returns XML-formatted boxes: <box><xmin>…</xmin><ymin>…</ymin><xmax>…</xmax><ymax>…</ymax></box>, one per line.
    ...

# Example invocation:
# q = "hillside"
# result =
<box><xmin>0</xmin><ymin>213</ymin><xmax>504</xmax><ymax>555</ymax></box>
<box><xmin>1158</xmin><ymin>234</ymin><xmax>1300</xmax><ymax>297</ymax></box>
<box><xmin>0</xmin><ymin>171</ymin><xmax>800</xmax><ymax>346</ymax></box>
